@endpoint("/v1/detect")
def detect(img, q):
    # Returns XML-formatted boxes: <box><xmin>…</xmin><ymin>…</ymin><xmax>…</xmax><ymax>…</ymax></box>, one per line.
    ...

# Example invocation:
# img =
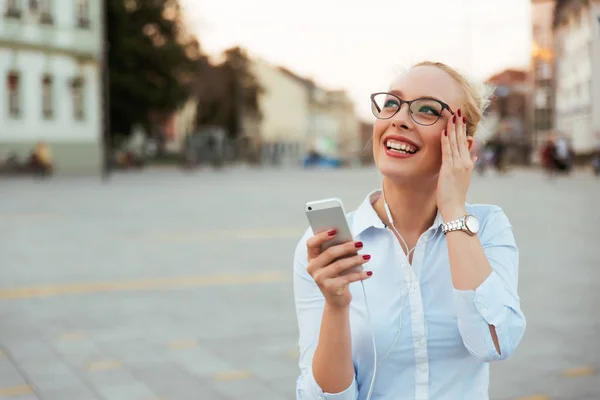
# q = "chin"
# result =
<box><xmin>376</xmin><ymin>159</ymin><xmax>439</xmax><ymax>184</ymax></box>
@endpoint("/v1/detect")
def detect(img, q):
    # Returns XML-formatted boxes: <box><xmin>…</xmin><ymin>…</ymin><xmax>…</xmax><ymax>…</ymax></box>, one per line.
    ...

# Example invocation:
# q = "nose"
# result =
<box><xmin>391</xmin><ymin>102</ymin><xmax>412</xmax><ymax>130</ymax></box>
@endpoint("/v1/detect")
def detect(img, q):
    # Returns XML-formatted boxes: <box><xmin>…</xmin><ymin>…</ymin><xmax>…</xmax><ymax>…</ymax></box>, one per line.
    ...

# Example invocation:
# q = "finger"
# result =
<box><xmin>456</xmin><ymin>115</ymin><xmax>470</xmax><ymax>160</ymax></box>
<box><xmin>448</xmin><ymin>113</ymin><xmax>460</xmax><ymax>163</ymax></box>
<box><xmin>441</xmin><ymin>128</ymin><xmax>452</xmax><ymax>165</ymax></box>
<box><xmin>307</xmin><ymin>240</ymin><xmax>361</xmax><ymax>274</ymax></box>
<box><xmin>320</xmin><ymin>253</ymin><xmax>371</xmax><ymax>279</ymax></box>
<box><xmin>334</xmin><ymin>271</ymin><xmax>373</xmax><ymax>286</ymax></box>
<box><xmin>306</xmin><ymin>229</ymin><xmax>337</xmax><ymax>260</ymax></box>
<box><xmin>323</xmin><ymin>271</ymin><xmax>373</xmax><ymax>296</ymax></box>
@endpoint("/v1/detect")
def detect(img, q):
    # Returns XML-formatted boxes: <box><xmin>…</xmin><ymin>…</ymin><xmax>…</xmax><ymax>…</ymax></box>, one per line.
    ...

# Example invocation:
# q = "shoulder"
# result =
<box><xmin>466</xmin><ymin>203</ymin><xmax>510</xmax><ymax>224</ymax></box>
<box><xmin>465</xmin><ymin>203</ymin><xmax>515</xmax><ymax>241</ymax></box>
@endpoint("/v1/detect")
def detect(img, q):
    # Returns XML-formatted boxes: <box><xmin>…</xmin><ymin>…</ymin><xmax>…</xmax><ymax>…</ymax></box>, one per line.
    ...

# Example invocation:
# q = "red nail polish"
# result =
<box><xmin>354</xmin><ymin>241</ymin><xmax>363</xmax><ymax>248</ymax></box>
<box><xmin>366</xmin><ymin>271</ymin><xmax>373</xmax><ymax>276</ymax></box>
<box><xmin>443</xmin><ymin>129</ymin><xmax>447</xmax><ymax>136</ymax></box>
<box><xmin>462</xmin><ymin>116</ymin><xmax>466</xmax><ymax>124</ymax></box>
<box><xmin>457</xmin><ymin>109</ymin><xmax>462</xmax><ymax>117</ymax></box>
<box><xmin>327</xmin><ymin>229</ymin><xmax>336</xmax><ymax>236</ymax></box>
<box><xmin>452</xmin><ymin>115</ymin><xmax>456</xmax><ymax>124</ymax></box>
<box><xmin>362</xmin><ymin>254</ymin><xmax>371</xmax><ymax>260</ymax></box>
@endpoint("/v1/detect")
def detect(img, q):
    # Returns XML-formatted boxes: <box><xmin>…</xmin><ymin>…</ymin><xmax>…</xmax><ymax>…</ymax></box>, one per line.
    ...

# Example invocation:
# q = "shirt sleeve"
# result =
<box><xmin>452</xmin><ymin>208</ymin><xmax>527</xmax><ymax>362</ymax></box>
<box><xmin>293</xmin><ymin>229</ymin><xmax>359</xmax><ymax>400</ymax></box>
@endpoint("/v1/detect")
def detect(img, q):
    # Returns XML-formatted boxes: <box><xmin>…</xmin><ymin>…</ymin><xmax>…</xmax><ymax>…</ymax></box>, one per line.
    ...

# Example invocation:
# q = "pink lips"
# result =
<box><xmin>383</xmin><ymin>134</ymin><xmax>420</xmax><ymax>159</ymax></box>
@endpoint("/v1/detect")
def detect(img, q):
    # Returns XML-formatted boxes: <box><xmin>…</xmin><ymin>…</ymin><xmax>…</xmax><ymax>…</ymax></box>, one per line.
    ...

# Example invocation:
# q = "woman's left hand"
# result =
<box><xmin>437</xmin><ymin>109</ymin><xmax>477</xmax><ymax>221</ymax></box>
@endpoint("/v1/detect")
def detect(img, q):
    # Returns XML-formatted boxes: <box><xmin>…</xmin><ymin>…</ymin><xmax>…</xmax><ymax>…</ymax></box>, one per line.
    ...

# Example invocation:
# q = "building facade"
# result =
<box><xmin>553</xmin><ymin>0</ymin><xmax>600</xmax><ymax>155</ymax></box>
<box><xmin>0</xmin><ymin>0</ymin><xmax>103</xmax><ymax>174</ymax></box>
<box><xmin>485</xmin><ymin>69</ymin><xmax>532</xmax><ymax>164</ymax></box>
<box><xmin>250</xmin><ymin>59</ymin><xmax>310</xmax><ymax>165</ymax></box>
<box><xmin>252</xmin><ymin>59</ymin><xmax>361</xmax><ymax>166</ymax></box>
<box><xmin>530</xmin><ymin>0</ymin><xmax>557</xmax><ymax>149</ymax></box>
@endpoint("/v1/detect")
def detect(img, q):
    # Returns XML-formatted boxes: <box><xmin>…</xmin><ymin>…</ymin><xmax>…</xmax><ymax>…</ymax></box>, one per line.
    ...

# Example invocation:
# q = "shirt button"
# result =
<box><xmin>419</xmin><ymin>338</ymin><xmax>426</xmax><ymax>346</ymax></box>
<box><xmin>482</xmin><ymin>308</ymin><xmax>489</xmax><ymax>315</ymax></box>
<box><xmin>419</xmin><ymin>363</ymin><xmax>428</xmax><ymax>372</ymax></box>
<box><xmin>476</xmin><ymin>295</ymin><xmax>483</xmax><ymax>303</ymax></box>
<box><xmin>405</xmin><ymin>276</ymin><xmax>411</xmax><ymax>283</ymax></box>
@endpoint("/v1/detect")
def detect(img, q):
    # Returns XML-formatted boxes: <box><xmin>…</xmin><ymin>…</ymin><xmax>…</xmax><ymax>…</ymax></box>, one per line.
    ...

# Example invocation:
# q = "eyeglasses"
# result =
<box><xmin>370</xmin><ymin>92</ymin><xmax>454</xmax><ymax>126</ymax></box>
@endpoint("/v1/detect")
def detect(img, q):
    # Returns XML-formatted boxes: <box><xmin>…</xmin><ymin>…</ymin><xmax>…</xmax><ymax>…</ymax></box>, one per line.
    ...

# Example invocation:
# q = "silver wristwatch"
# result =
<box><xmin>441</xmin><ymin>214</ymin><xmax>480</xmax><ymax>236</ymax></box>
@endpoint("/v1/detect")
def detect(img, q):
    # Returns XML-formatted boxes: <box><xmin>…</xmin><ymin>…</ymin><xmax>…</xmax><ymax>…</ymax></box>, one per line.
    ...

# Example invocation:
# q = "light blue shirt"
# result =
<box><xmin>293</xmin><ymin>190</ymin><xmax>526</xmax><ymax>400</ymax></box>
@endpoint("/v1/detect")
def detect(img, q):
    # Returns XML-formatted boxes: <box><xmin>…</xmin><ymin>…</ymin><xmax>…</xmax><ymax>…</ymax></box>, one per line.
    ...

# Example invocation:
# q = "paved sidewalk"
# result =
<box><xmin>0</xmin><ymin>167</ymin><xmax>598</xmax><ymax>399</ymax></box>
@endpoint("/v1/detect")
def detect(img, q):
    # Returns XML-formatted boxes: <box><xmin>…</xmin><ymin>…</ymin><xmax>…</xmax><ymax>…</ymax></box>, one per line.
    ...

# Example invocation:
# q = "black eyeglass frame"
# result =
<box><xmin>370</xmin><ymin>92</ymin><xmax>455</xmax><ymax>126</ymax></box>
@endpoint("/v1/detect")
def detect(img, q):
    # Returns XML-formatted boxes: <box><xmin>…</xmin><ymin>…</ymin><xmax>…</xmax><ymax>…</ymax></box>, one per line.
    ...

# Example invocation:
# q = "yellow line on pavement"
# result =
<box><xmin>0</xmin><ymin>385</ymin><xmax>34</xmax><ymax>397</ymax></box>
<box><xmin>149</xmin><ymin>228</ymin><xmax>303</xmax><ymax>242</ymax></box>
<box><xmin>0</xmin><ymin>270</ymin><xmax>288</xmax><ymax>300</ymax></box>
<box><xmin>0</xmin><ymin>213</ymin><xmax>57</xmax><ymax>221</ymax></box>
<box><xmin>58</xmin><ymin>332</ymin><xmax>86</xmax><ymax>341</ymax></box>
<box><xmin>213</xmin><ymin>370</ymin><xmax>251</xmax><ymax>381</ymax></box>
<box><xmin>88</xmin><ymin>360</ymin><xmax>122</xmax><ymax>371</ymax></box>
<box><xmin>562</xmin><ymin>366</ymin><xmax>596</xmax><ymax>378</ymax></box>
<box><xmin>513</xmin><ymin>396</ymin><xmax>550</xmax><ymax>400</ymax></box>
<box><xmin>167</xmin><ymin>339</ymin><xmax>198</xmax><ymax>350</ymax></box>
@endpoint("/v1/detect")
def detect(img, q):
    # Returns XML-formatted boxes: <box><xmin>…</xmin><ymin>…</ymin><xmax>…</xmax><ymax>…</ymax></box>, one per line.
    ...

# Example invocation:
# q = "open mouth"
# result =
<box><xmin>385</xmin><ymin>139</ymin><xmax>419</xmax><ymax>155</ymax></box>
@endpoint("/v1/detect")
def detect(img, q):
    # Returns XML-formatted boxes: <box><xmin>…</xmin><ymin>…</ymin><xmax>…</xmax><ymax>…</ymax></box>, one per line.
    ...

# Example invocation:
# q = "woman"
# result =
<box><xmin>293</xmin><ymin>62</ymin><xmax>526</xmax><ymax>400</ymax></box>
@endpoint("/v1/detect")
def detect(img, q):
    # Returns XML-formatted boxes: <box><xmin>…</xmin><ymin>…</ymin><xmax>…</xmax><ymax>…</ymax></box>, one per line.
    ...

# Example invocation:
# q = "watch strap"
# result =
<box><xmin>441</xmin><ymin>216</ymin><xmax>466</xmax><ymax>235</ymax></box>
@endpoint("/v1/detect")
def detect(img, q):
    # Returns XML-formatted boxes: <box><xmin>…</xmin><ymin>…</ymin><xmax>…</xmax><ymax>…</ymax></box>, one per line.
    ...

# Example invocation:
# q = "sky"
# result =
<box><xmin>179</xmin><ymin>0</ymin><xmax>533</xmax><ymax>121</ymax></box>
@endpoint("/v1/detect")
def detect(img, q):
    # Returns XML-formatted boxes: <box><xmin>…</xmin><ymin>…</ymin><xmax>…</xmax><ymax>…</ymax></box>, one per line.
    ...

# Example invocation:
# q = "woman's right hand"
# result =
<box><xmin>306</xmin><ymin>229</ymin><xmax>372</xmax><ymax>309</ymax></box>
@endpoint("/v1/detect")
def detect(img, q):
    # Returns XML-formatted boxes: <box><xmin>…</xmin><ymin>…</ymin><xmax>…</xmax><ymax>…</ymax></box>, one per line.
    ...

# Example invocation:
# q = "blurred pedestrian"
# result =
<box><xmin>540</xmin><ymin>136</ymin><xmax>556</xmax><ymax>178</ymax></box>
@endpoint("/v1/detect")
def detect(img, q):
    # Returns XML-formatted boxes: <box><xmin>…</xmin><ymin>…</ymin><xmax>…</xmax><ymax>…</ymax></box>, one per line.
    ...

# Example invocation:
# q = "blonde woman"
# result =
<box><xmin>293</xmin><ymin>62</ymin><xmax>526</xmax><ymax>400</ymax></box>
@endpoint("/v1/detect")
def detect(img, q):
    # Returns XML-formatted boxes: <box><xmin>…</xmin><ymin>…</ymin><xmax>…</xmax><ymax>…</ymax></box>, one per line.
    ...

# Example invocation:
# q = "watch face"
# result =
<box><xmin>465</xmin><ymin>215</ymin><xmax>480</xmax><ymax>234</ymax></box>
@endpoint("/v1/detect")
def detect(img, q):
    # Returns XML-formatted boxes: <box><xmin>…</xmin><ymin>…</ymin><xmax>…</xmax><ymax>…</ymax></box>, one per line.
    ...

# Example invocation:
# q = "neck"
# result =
<box><xmin>376</xmin><ymin>176</ymin><xmax>439</xmax><ymax>237</ymax></box>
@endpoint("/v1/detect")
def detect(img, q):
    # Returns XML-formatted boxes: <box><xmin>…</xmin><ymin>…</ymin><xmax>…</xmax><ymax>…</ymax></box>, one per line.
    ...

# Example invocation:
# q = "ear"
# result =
<box><xmin>467</xmin><ymin>136</ymin><xmax>474</xmax><ymax>151</ymax></box>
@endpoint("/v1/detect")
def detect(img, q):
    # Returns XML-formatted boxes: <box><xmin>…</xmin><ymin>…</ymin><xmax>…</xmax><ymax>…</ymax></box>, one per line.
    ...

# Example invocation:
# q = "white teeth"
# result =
<box><xmin>386</xmin><ymin>139</ymin><xmax>417</xmax><ymax>154</ymax></box>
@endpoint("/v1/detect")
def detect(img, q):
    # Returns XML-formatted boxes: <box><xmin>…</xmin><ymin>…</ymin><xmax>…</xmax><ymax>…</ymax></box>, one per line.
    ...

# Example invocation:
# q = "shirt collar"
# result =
<box><xmin>350</xmin><ymin>189</ymin><xmax>445</xmax><ymax>237</ymax></box>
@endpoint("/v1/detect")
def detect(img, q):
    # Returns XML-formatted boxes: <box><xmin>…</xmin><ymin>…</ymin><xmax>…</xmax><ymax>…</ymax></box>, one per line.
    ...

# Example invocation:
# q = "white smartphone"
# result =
<box><xmin>305</xmin><ymin>198</ymin><xmax>362</xmax><ymax>274</ymax></box>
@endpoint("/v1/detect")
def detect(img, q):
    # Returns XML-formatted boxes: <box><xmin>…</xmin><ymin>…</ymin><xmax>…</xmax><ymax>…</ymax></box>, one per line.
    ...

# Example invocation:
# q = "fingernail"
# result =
<box><xmin>443</xmin><ymin>129</ymin><xmax>447</xmax><ymax>136</ymax></box>
<box><xmin>457</xmin><ymin>109</ymin><xmax>462</xmax><ymax>117</ymax></box>
<box><xmin>462</xmin><ymin>116</ymin><xmax>466</xmax><ymax>124</ymax></box>
<box><xmin>354</xmin><ymin>241</ymin><xmax>363</xmax><ymax>248</ymax></box>
<box><xmin>362</xmin><ymin>254</ymin><xmax>371</xmax><ymax>260</ymax></box>
<box><xmin>366</xmin><ymin>271</ymin><xmax>373</xmax><ymax>276</ymax></box>
<box><xmin>327</xmin><ymin>229</ymin><xmax>336</xmax><ymax>236</ymax></box>
<box><xmin>452</xmin><ymin>115</ymin><xmax>456</xmax><ymax>124</ymax></box>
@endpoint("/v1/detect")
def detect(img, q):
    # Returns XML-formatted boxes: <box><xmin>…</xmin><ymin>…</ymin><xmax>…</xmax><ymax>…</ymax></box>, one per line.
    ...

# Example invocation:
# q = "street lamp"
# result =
<box><xmin>100</xmin><ymin>0</ymin><xmax>111</xmax><ymax>181</ymax></box>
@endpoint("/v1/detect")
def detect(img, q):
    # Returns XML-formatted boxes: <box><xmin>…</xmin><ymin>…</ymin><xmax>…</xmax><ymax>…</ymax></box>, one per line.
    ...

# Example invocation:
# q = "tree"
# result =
<box><xmin>106</xmin><ymin>0</ymin><xmax>202</xmax><ymax>140</ymax></box>
<box><xmin>194</xmin><ymin>46</ymin><xmax>263</xmax><ymax>139</ymax></box>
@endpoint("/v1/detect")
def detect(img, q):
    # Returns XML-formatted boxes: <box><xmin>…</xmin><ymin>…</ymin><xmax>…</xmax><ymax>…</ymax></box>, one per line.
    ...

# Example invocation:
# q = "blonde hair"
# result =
<box><xmin>411</xmin><ymin>61</ymin><xmax>493</xmax><ymax>137</ymax></box>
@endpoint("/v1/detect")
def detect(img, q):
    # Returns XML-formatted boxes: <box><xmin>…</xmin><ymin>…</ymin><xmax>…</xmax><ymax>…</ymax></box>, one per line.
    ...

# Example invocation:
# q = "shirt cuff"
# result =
<box><xmin>298</xmin><ymin>368</ymin><xmax>358</xmax><ymax>400</ymax></box>
<box><xmin>452</xmin><ymin>270</ymin><xmax>518</xmax><ymax>326</ymax></box>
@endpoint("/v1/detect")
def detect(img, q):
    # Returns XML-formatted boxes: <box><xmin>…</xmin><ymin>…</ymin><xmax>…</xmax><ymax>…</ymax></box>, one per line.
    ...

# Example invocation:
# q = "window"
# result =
<box><xmin>71</xmin><ymin>76</ymin><xmax>84</xmax><ymax>120</ymax></box>
<box><xmin>39</xmin><ymin>0</ymin><xmax>52</xmax><ymax>24</ymax></box>
<box><xmin>42</xmin><ymin>74</ymin><xmax>53</xmax><ymax>119</ymax></box>
<box><xmin>76</xmin><ymin>0</ymin><xmax>89</xmax><ymax>28</ymax></box>
<box><xmin>5</xmin><ymin>0</ymin><xmax>22</xmax><ymax>18</ymax></box>
<box><xmin>7</xmin><ymin>71</ymin><xmax>21</xmax><ymax>117</ymax></box>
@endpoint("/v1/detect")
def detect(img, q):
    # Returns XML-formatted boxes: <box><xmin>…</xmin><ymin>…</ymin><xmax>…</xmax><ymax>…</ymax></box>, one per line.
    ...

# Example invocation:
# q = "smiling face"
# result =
<box><xmin>372</xmin><ymin>65</ymin><xmax>468</xmax><ymax>184</ymax></box>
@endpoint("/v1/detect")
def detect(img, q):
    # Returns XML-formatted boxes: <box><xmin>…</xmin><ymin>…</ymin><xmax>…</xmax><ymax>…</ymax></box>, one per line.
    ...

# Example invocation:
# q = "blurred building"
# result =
<box><xmin>553</xmin><ymin>0</ymin><xmax>600</xmax><ymax>155</ymax></box>
<box><xmin>250</xmin><ymin>59</ymin><xmax>310</xmax><ymax>165</ymax></box>
<box><xmin>530</xmin><ymin>0</ymin><xmax>557</xmax><ymax>149</ymax></box>
<box><xmin>0</xmin><ymin>0</ymin><xmax>103</xmax><ymax>174</ymax></box>
<box><xmin>321</xmin><ymin>89</ymin><xmax>360</xmax><ymax>164</ymax></box>
<box><xmin>359</xmin><ymin>120</ymin><xmax>374</xmax><ymax>165</ymax></box>
<box><xmin>485</xmin><ymin>69</ymin><xmax>531</xmax><ymax>164</ymax></box>
<box><xmin>251</xmin><ymin>59</ymin><xmax>361</xmax><ymax>166</ymax></box>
